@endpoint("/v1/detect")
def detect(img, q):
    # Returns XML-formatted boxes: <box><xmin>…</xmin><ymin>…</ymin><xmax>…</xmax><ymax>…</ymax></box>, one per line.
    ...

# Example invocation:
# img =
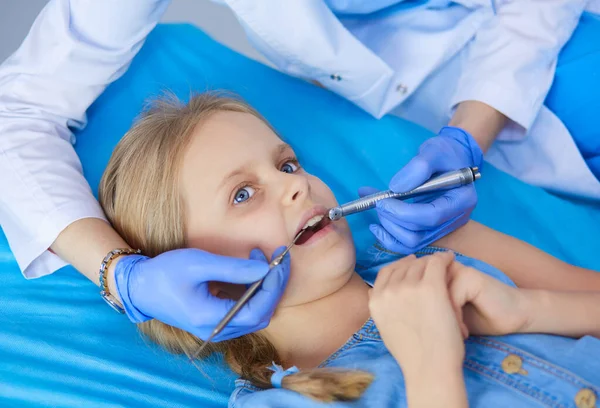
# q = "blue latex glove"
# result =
<box><xmin>360</xmin><ymin>126</ymin><xmax>483</xmax><ymax>254</ymax></box>
<box><xmin>114</xmin><ymin>246</ymin><xmax>290</xmax><ymax>341</ymax></box>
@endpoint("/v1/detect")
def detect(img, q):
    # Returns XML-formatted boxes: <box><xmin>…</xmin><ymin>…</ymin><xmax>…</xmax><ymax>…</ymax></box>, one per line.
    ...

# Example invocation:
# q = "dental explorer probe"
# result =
<box><xmin>328</xmin><ymin>167</ymin><xmax>481</xmax><ymax>221</ymax></box>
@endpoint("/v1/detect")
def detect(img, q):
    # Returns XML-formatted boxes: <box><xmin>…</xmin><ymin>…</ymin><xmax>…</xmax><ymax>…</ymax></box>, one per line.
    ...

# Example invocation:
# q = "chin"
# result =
<box><xmin>281</xmin><ymin>236</ymin><xmax>356</xmax><ymax>307</ymax></box>
<box><xmin>291</xmin><ymin>225</ymin><xmax>355</xmax><ymax>273</ymax></box>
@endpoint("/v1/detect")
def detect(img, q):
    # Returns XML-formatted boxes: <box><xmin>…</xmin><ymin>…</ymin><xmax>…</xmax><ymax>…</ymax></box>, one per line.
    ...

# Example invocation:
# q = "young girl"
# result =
<box><xmin>99</xmin><ymin>93</ymin><xmax>600</xmax><ymax>407</ymax></box>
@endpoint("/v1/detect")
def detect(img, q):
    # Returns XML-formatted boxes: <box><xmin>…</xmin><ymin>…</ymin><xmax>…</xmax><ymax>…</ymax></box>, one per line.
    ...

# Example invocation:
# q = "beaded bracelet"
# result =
<box><xmin>99</xmin><ymin>248</ymin><xmax>141</xmax><ymax>314</ymax></box>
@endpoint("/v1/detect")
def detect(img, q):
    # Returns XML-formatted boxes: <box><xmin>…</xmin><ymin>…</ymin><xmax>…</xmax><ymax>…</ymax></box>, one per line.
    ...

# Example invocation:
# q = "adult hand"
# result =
<box><xmin>360</xmin><ymin>126</ymin><xmax>483</xmax><ymax>254</ymax></box>
<box><xmin>114</xmin><ymin>246</ymin><xmax>291</xmax><ymax>341</ymax></box>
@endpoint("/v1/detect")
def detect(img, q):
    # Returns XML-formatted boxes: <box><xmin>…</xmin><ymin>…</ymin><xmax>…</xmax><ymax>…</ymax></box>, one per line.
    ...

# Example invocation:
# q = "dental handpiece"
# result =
<box><xmin>328</xmin><ymin>167</ymin><xmax>481</xmax><ymax>221</ymax></box>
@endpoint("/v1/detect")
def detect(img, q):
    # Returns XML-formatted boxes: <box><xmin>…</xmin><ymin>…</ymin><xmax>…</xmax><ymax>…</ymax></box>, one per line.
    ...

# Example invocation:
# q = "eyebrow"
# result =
<box><xmin>218</xmin><ymin>143</ymin><xmax>292</xmax><ymax>192</ymax></box>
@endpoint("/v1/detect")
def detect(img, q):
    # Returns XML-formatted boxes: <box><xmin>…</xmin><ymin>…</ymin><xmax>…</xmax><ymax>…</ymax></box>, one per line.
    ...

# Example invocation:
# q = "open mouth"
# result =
<box><xmin>295</xmin><ymin>214</ymin><xmax>332</xmax><ymax>245</ymax></box>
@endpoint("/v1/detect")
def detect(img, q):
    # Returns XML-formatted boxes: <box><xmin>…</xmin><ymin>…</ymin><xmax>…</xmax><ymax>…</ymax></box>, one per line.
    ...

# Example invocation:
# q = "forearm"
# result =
<box><xmin>50</xmin><ymin>218</ymin><xmax>130</xmax><ymax>304</ymax></box>
<box><xmin>522</xmin><ymin>289</ymin><xmax>600</xmax><ymax>338</ymax></box>
<box><xmin>404</xmin><ymin>367</ymin><xmax>468</xmax><ymax>408</ymax></box>
<box><xmin>450</xmin><ymin>1</ymin><xmax>583</xmax><ymax>139</ymax></box>
<box><xmin>434</xmin><ymin>221</ymin><xmax>600</xmax><ymax>292</ymax></box>
<box><xmin>448</xmin><ymin>100</ymin><xmax>507</xmax><ymax>152</ymax></box>
<box><xmin>0</xmin><ymin>0</ymin><xmax>167</xmax><ymax>284</ymax></box>
<box><xmin>390</xmin><ymin>342</ymin><xmax>467</xmax><ymax>407</ymax></box>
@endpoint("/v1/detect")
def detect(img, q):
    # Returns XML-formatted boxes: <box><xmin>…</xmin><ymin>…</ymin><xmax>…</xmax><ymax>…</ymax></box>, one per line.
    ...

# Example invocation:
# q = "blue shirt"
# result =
<box><xmin>229</xmin><ymin>246</ymin><xmax>600</xmax><ymax>407</ymax></box>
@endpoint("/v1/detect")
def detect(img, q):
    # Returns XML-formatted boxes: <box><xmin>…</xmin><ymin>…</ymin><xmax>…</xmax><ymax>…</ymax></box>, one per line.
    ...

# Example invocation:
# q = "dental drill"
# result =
<box><xmin>327</xmin><ymin>167</ymin><xmax>481</xmax><ymax>221</ymax></box>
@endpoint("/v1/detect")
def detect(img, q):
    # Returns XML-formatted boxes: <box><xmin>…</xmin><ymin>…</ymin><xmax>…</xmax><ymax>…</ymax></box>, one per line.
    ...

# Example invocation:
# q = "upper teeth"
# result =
<box><xmin>304</xmin><ymin>215</ymin><xmax>324</xmax><ymax>229</ymax></box>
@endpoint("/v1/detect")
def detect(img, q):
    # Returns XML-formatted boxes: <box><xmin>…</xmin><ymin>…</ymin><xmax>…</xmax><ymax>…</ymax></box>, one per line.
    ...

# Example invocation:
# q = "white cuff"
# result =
<box><xmin>450</xmin><ymin>79</ymin><xmax>538</xmax><ymax>141</ymax></box>
<box><xmin>9</xmin><ymin>202</ymin><xmax>107</xmax><ymax>279</ymax></box>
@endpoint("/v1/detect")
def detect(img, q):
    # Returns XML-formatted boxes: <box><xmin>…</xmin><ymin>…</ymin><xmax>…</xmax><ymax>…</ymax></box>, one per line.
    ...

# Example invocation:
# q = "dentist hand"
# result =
<box><xmin>360</xmin><ymin>126</ymin><xmax>483</xmax><ymax>254</ymax></box>
<box><xmin>113</xmin><ymin>246</ymin><xmax>291</xmax><ymax>341</ymax></box>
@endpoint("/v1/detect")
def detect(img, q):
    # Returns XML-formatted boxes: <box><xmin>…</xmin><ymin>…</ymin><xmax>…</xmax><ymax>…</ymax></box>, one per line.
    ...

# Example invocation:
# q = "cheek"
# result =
<box><xmin>308</xmin><ymin>176</ymin><xmax>339</xmax><ymax>207</ymax></box>
<box><xmin>187</xmin><ymin>208</ymin><xmax>289</xmax><ymax>260</ymax></box>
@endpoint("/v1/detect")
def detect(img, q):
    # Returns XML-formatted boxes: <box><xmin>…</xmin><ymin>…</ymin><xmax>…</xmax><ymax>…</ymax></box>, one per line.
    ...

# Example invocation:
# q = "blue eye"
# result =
<box><xmin>233</xmin><ymin>186</ymin><xmax>256</xmax><ymax>204</ymax></box>
<box><xmin>281</xmin><ymin>161</ymin><xmax>299</xmax><ymax>174</ymax></box>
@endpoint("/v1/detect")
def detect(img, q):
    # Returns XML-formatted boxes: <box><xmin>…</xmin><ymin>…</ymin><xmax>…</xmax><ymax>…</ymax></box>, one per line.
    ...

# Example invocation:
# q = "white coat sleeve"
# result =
<box><xmin>223</xmin><ymin>0</ymin><xmax>395</xmax><ymax>118</ymax></box>
<box><xmin>0</xmin><ymin>0</ymin><xmax>170</xmax><ymax>279</ymax></box>
<box><xmin>449</xmin><ymin>0</ymin><xmax>587</xmax><ymax>140</ymax></box>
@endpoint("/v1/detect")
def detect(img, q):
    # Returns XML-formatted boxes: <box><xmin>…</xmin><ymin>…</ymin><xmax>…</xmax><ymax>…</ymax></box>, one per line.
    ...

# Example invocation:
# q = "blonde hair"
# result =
<box><xmin>98</xmin><ymin>92</ymin><xmax>373</xmax><ymax>402</ymax></box>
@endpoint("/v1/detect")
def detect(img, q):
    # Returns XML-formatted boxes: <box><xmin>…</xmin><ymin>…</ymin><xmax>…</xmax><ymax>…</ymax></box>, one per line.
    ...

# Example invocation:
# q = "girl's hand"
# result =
<box><xmin>368</xmin><ymin>252</ymin><xmax>466</xmax><ymax>374</ymax></box>
<box><xmin>448</xmin><ymin>261</ymin><xmax>530</xmax><ymax>336</ymax></box>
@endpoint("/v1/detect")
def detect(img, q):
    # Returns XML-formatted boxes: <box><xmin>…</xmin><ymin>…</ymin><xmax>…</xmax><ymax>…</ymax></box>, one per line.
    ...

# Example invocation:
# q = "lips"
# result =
<box><xmin>294</xmin><ymin>206</ymin><xmax>332</xmax><ymax>246</ymax></box>
<box><xmin>295</xmin><ymin>206</ymin><xmax>328</xmax><ymax>237</ymax></box>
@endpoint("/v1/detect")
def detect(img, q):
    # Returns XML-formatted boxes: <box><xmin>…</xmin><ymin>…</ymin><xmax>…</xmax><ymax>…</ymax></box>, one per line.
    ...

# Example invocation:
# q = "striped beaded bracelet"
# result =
<box><xmin>99</xmin><ymin>248</ymin><xmax>142</xmax><ymax>314</ymax></box>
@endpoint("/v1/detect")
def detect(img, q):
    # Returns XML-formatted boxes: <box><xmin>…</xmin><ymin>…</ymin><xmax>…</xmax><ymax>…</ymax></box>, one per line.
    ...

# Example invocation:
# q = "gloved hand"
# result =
<box><xmin>361</xmin><ymin>126</ymin><xmax>483</xmax><ymax>254</ymax></box>
<box><xmin>114</xmin><ymin>246</ymin><xmax>291</xmax><ymax>341</ymax></box>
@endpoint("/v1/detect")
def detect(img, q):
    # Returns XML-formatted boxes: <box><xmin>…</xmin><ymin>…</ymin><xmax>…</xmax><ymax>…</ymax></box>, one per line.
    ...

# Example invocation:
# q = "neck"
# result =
<box><xmin>263</xmin><ymin>272</ymin><xmax>371</xmax><ymax>369</ymax></box>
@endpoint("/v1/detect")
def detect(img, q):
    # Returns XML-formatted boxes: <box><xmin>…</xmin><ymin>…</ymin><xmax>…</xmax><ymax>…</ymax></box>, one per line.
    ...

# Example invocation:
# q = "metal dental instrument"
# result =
<box><xmin>328</xmin><ymin>167</ymin><xmax>481</xmax><ymax>221</ymax></box>
<box><xmin>191</xmin><ymin>220</ymin><xmax>321</xmax><ymax>360</ymax></box>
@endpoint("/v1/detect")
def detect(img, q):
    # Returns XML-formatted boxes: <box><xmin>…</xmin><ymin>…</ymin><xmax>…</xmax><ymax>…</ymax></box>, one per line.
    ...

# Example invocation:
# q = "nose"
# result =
<box><xmin>280</xmin><ymin>173</ymin><xmax>310</xmax><ymax>207</ymax></box>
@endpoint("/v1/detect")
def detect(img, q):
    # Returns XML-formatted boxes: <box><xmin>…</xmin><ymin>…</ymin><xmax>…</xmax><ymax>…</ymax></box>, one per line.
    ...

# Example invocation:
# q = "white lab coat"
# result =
<box><xmin>223</xmin><ymin>0</ymin><xmax>600</xmax><ymax>201</ymax></box>
<box><xmin>0</xmin><ymin>0</ymin><xmax>597</xmax><ymax>279</ymax></box>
